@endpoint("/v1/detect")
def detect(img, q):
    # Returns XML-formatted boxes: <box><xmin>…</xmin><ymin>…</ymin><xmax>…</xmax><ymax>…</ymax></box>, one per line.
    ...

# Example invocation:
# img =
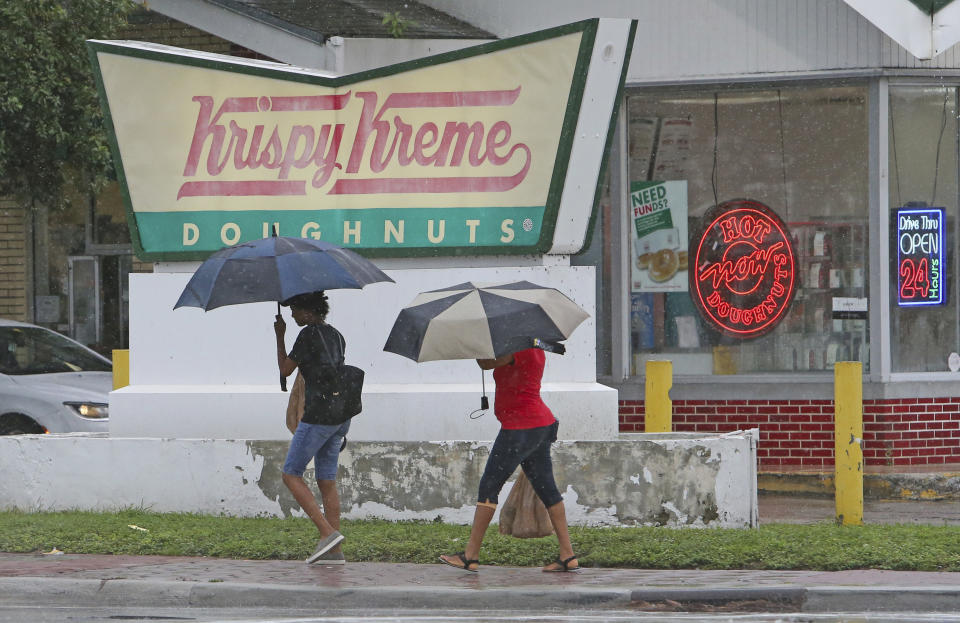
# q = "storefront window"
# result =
<box><xmin>889</xmin><ymin>86</ymin><xmax>959</xmax><ymax>373</ymax></box>
<box><xmin>625</xmin><ymin>85</ymin><xmax>869</xmax><ymax>375</ymax></box>
<box><xmin>93</xmin><ymin>182</ymin><xmax>131</xmax><ymax>246</ymax></box>
<box><xmin>38</xmin><ymin>180</ymin><xmax>134</xmax><ymax>353</ymax></box>
<box><xmin>573</xmin><ymin>170</ymin><xmax>612</xmax><ymax>377</ymax></box>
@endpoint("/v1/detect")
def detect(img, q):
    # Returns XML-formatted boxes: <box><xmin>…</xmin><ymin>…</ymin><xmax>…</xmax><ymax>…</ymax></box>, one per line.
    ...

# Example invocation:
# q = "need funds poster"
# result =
<box><xmin>630</xmin><ymin>180</ymin><xmax>688</xmax><ymax>292</ymax></box>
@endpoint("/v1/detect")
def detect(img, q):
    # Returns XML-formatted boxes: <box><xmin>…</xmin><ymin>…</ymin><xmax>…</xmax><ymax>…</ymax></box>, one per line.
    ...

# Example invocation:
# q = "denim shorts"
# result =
<box><xmin>282</xmin><ymin>420</ymin><xmax>350</xmax><ymax>480</ymax></box>
<box><xmin>477</xmin><ymin>420</ymin><xmax>562</xmax><ymax>508</ymax></box>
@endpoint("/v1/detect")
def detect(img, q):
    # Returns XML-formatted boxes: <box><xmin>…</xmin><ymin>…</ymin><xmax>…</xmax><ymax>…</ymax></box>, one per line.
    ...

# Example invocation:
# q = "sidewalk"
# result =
<box><xmin>2</xmin><ymin>552</ymin><xmax>960</xmax><ymax>613</ymax></box>
<box><xmin>759</xmin><ymin>493</ymin><xmax>960</xmax><ymax>524</ymax></box>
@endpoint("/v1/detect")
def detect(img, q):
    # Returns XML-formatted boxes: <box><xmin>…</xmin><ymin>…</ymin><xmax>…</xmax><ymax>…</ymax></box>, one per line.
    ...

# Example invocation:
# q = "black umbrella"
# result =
<box><xmin>174</xmin><ymin>236</ymin><xmax>392</xmax><ymax>311</ymax></box>
<box><xmin>175</xmin><ymin>232</ymin><xmax>393</xmax><ymax>390</ymax></box>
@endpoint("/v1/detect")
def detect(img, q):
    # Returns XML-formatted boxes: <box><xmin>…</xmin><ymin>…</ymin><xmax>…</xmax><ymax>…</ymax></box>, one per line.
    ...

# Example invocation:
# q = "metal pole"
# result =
<box><xmin>272</xmin><ymin>225</ymin><xmax>287</xmax><ymax>392</ymax></box>
<box><xmin>834</xmin><ymin>361</ymin><xmax>863</xmax><ymax>526</ymax></box>
<box><xmin>644</xmin><ymin>360</ymin><xmax>672</xmax><ymax>433</ymax></box>
<box><xmin>112</xmin><ymin>349</ymin><xmax>129</xmax><ymax>390</ymax></box>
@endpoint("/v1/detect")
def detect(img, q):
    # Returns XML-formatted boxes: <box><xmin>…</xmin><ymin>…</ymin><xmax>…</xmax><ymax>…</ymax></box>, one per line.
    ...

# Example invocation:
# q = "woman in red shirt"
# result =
<box><xmin>440</xmin><ymin>348</ymin><xmax>578</xmax><ymax>572</ymax></box>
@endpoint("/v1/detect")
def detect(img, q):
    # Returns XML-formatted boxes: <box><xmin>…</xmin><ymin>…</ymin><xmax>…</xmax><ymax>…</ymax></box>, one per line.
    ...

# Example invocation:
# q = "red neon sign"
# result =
<box><xmin>689</xmin><ymin>200</ymin><xmax>797</xmax><ymax>339</ymax></box>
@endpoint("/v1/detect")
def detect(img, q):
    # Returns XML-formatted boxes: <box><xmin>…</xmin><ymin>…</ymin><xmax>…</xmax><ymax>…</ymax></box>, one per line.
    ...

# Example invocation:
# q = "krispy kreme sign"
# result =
<box><xmin>88</xmin><ymin>19</ymin><xmax>636</xmax><ymax>260</ymax></box>
<box><xmin>690</xmin><ymin>200</ymin><xmax>797</xmax><ymax>339</ymax></box>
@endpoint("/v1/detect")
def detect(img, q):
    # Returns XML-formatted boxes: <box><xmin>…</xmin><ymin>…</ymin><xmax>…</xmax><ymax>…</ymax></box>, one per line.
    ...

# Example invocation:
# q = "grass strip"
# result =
<box><xmin>2</xmin><ymin>510</ymin><xmax>960</xmax><ymax>571</ymax></box>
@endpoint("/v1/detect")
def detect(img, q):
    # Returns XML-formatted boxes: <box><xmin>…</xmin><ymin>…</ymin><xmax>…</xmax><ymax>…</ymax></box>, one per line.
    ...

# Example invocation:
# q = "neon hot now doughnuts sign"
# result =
<box><xmin>690</xmin><ymin>200</ymin><xmax>797</xmax><ymax>339</ymax></box>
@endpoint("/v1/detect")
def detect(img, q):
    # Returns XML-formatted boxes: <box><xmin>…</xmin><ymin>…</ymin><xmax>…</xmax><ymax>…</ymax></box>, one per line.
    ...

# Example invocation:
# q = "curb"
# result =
<box><xmin>632</xmin><ymin>587</ymin><xmax>805</xmax><ymax>609</ymax></box>
<box><xmin>5</xmin><ymin>577</ymin><xmax>960</xmax><ymax>613</ymax></box>
<box><xmin>0</xmin><ymin>577</ymin><xmax>633</xmax><ymax>610</ymax></box>
<box><xmin>632</xmin><ymin>586</ymin><xmax>960</xmax><ymax>613</ymax></box>
<box><xmin>803</xmin><ymin>586</ymin><xmax>960</xmax><ymax>613</ymax></box>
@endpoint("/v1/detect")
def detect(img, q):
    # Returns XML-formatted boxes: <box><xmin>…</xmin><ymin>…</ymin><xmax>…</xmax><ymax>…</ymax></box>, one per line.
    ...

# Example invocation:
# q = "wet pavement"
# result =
<box><xmin>2</xmin><ymin>552</ymin><xmax>960</xmax><ymax>613</ymax></box>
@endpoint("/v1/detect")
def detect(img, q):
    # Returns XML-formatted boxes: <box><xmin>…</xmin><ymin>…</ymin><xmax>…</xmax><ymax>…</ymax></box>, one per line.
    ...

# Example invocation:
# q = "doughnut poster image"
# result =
<box><xmin>630</xmin><ymin>180</ymin><xmax>689</xmax><ymax>292</ymax></box>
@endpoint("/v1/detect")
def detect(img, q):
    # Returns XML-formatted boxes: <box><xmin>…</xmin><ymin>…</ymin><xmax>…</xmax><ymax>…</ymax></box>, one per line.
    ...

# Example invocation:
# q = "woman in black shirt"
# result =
<box><xmin>275</xmin><ymin>290</ymin><xmax>350</xmax><ymax>565</ymax></box>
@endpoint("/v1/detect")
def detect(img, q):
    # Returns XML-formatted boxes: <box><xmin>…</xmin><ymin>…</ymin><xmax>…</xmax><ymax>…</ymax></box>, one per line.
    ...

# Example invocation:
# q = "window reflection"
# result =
<box><xmin>889</xmin><ymin>87</ymin><xmax>959</xmax><ymax>372</ymax></box>
<box><xmin>0</xmin><ymin>327</ymin><xmax>111</xmax><ymax>376</ymax></box>
<box><xmin>625</xmin><ymin>86</ymin><xmax>870</xmax><ymax>375</ymax></box>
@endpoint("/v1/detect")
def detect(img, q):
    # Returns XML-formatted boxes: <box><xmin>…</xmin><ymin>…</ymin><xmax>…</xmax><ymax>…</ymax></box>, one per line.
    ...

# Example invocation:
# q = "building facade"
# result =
<box><xmin>420</xmin><ymin>0</ymin><xmax>960</xmax><ymax>469</ymax></box>
<box><xmin>12</xmin><ymin>0</ymin><xmax>960</xmax><ymax>468</ymax></box>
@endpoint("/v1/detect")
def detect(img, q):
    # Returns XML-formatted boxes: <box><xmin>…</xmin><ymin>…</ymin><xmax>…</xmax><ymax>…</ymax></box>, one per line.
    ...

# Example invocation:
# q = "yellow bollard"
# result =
<box><xmin>112</xmin><ymin>349</ymin><xmax>130</xmax><ymax>390</ymax></box>
<box><xmin>645</xmin><ymin>360</ymin><xmax>672</xmax><ymax>433</ymax></box>
<box><xmin>834</xmin><ymin>361</ymin><xmax>863</xmax><ymax>526</ymax></box>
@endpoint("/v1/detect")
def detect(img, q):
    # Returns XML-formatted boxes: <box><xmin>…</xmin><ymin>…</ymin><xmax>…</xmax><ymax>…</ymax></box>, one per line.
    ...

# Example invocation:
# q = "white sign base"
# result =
<box><xmin>112</xmin><ymin>266</ymin><xmax>617</xmax><ymax>441</ymax></box>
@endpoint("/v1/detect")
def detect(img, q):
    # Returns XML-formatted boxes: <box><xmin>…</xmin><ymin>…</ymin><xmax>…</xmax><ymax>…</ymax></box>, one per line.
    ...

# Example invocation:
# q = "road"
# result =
<box><xmin>5</xmin><ymin>606</ymin><xmax>960</xmax><ymax>623</ymax></box>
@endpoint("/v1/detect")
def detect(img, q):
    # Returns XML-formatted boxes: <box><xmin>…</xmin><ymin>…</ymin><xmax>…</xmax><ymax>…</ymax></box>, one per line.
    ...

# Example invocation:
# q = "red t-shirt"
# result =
<box><xmin>493</xmin><ymin>348</ymin><xmax>556</xmax><ymax>430</ymax></box>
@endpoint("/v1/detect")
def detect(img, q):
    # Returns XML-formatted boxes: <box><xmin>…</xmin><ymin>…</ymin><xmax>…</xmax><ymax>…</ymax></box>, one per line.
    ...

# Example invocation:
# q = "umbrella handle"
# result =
<box><xmin>278</xmin><ymin>302</ymin><xmax>288</xmax><ymax>392</ymax></box>
<box><xmin>480</xmin><ymin>370</ymin><xmax>488</xmax><ymax>410</ymax></box>
<box><xmin>470</xmin><ymin>370</ymin><xmax>489</xmax><ymax>420</ymax></box>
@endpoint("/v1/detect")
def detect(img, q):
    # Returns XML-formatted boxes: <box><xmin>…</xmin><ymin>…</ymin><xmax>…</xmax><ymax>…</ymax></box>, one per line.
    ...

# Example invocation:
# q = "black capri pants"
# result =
<box><xmin>477</xmin><ymin>420</ymin><xmax>563</xmax><ymax>508</ymax></box>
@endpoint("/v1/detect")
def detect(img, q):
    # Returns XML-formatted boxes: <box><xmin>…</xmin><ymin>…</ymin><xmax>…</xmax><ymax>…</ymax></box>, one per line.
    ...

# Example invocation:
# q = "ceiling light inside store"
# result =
<box><xmin>658</xmin><ymin>95</ymin><xmax>782</xmax><ymax>105</ymax></box>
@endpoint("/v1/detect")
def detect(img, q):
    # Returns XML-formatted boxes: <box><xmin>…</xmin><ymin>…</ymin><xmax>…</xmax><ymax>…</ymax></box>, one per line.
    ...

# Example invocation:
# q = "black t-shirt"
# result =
<box><xmin>289</xmin><ymin>323</ymin><xmax>345</xmax><ymax>425</ymax></box>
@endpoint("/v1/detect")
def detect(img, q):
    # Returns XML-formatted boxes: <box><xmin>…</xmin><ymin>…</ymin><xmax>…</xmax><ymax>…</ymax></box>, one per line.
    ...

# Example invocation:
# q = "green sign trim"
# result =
<box><xmin>135</xmin><ymin>206</ymin><xmax>544</xmax><ymax>260</ymax></box>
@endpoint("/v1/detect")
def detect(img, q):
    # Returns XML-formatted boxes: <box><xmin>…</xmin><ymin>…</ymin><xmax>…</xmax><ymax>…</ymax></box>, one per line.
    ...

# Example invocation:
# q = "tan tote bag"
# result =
<box><xmin>285</xmin><ymin>372</ymin><xmax>305</xmax><ymax>434</ymax></box>
<box><xmin>498</xmin><ymin>471</ymin><xmax>554</xmax><ymax>538</ymax></box>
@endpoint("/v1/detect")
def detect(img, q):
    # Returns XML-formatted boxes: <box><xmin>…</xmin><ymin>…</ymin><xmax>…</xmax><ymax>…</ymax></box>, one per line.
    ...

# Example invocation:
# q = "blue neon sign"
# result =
<box><xmin>896</xmin><ymin>207</ymin><xmax>945</xmax><ymax>307</ymax></box>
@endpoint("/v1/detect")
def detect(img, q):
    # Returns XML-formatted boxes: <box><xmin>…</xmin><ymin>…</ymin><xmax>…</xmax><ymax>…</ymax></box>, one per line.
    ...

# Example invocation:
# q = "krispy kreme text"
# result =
<box><xmin>178</xmin><ymin>88</ymin><xmax>531</xmax><ymax>200</ymax></box>
<box><xmin>690</xmin><ymin>200</ymin><xmax>797</xmax><ymax>339</ymax></box>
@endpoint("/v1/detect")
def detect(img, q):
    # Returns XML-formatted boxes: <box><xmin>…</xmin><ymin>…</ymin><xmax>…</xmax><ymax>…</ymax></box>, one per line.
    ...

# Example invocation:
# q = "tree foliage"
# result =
<box><xmin>0</xmin><ymin>0</ymin><xmax>134</xmax><ymax>209</ymax></box>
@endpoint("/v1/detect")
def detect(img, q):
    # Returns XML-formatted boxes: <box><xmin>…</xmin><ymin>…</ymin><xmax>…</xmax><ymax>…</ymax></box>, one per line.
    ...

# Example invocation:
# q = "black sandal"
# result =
<box><xmin>543</xmin><ymin>555</ymin><xmax>580</xmax><ymax>572</ymax></box>
<box><xmin>439</xmin><ymin>552</ymin><xmax>479</xmax><ymax>572</ymax></box>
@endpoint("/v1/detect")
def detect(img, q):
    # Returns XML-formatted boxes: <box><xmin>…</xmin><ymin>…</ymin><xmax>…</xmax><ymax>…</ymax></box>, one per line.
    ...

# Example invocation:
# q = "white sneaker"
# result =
<box><xmin>305</xmin><ymin>531</ymin><xmax>344</xmax><ymax>564</ymax></box>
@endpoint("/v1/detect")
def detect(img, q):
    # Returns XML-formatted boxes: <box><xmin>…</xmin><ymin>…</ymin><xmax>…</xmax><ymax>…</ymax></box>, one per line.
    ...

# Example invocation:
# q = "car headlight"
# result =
<box><xmin>64</xmin><ymin>402</ymin><xmax>109</xmax><ymax>419</ymax></box>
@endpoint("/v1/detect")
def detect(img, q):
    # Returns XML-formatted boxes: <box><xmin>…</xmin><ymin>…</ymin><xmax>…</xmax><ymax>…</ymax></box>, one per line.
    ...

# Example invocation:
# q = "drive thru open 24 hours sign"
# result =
<box><xmin>87</xmin><ymin>19</ymin><xmax>636</xmax><ymax>260</ymax></box>
<box><xmin>895</xmin><ymin>206</ymin><xmax>946</xmax><ymax>307</ymax></box>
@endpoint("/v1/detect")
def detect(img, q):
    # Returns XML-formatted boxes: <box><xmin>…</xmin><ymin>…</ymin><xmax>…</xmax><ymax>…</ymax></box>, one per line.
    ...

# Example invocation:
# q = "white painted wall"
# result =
<box><xmin>110</xmin><ymin>382</ymin><xmax>617</xmax><ymax>441</ymax></box>
<box><xmin>111</xmin><ymin>264</ymin><xmax>618</xmax><ymax>440</ymax></box>
<box><xmin>0</xmin><ymin>432</ymin><xmax>758</xmax><ymax>527</ymax></box>
<box><xmin>129</xmin><ymin>266</ymin><xmax>596</xmax><ymax>386</ymax></box>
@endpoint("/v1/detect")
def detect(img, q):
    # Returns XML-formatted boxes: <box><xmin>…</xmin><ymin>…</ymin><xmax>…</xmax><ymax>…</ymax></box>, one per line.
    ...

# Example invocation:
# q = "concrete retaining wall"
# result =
<box><xmin>0</xmin><ymin>431</ymin><xmax>757</xmax><ymax>527</ymax></box>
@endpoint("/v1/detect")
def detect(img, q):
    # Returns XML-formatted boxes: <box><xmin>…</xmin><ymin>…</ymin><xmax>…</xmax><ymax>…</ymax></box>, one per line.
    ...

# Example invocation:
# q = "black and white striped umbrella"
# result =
<box><xmin>383</xmin><ymin>281</ymin><xmax>589</xmax><ymax>362</ymax></box>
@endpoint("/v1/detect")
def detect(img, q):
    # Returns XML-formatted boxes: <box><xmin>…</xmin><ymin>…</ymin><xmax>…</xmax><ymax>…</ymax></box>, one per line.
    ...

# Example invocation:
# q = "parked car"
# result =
<box><xmin>0</xmin><ymin>318</ymin><xmax>112</xmax><ymax>435</ymax></box>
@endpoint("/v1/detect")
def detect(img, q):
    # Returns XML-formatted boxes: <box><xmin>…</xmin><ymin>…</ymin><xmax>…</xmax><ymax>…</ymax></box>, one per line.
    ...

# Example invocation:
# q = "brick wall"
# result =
<box><xmin>119</xmin><ymin>13</ymin><xmax>232</xmax><ymax>54</ymax></box>
<box><xmin>619</xmin><ymin>397</ymin><xmax>960</xmax><ymax>469</ymax></box>
<box><xmin>0</xmin><ymin>200</ymin><xmax>27</xmax><ymax>321</ymax></box>
<box><xmin>863</xmin><ymin>398</ymin><xmax>960</xmax><ymax>466</ymax></box>
<box><xmin>119</xmin><ymin>10</ymin><xmax>269</xmax><ymax>58</ymax></box>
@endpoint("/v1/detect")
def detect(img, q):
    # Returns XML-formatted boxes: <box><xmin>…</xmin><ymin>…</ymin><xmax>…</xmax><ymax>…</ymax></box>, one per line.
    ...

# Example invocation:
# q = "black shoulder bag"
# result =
<box><xmin>316</xmin><ymin>329</ymin><xmax>365</xmax><ymax>424</ymax></box>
